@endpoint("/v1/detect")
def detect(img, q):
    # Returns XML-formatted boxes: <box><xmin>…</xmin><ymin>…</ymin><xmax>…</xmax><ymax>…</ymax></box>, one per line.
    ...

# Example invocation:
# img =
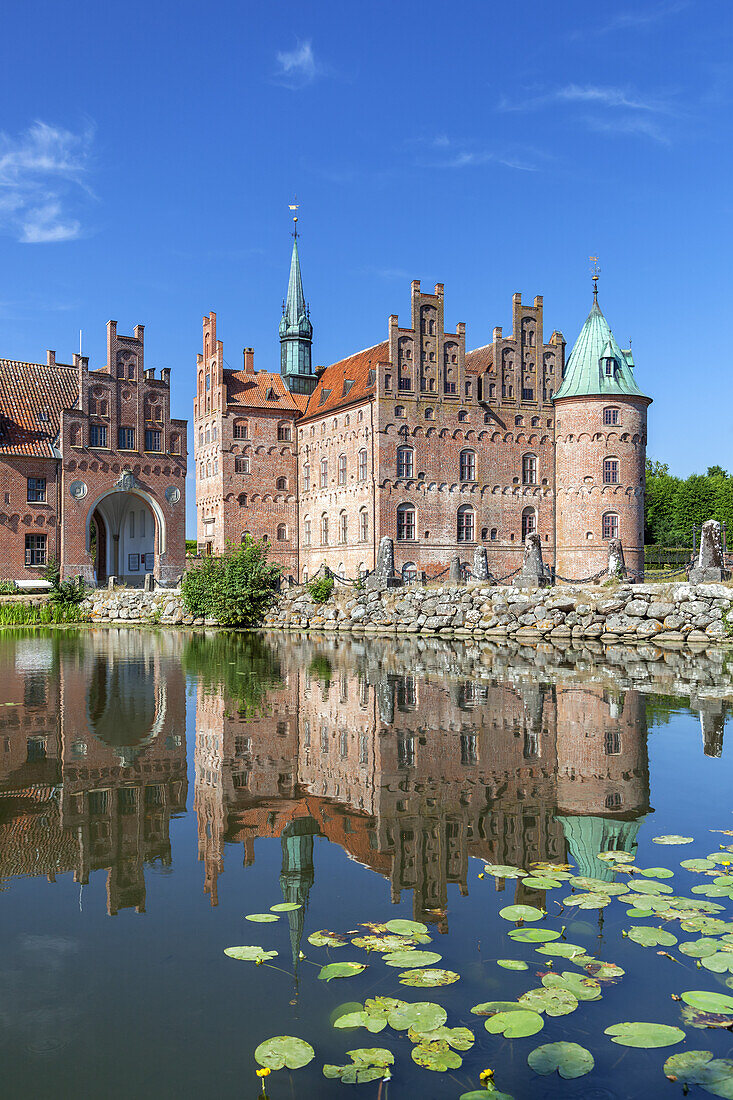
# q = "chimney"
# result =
<box><xmin>493</xmin><ymin>327</ymin><xmax>503</xmax><ymax>341</ymax></box>
<box><xmin>243</xmin><ymin>347</ymin><xmax>255</xmax><ymax>373</ymax></box>
<box><xmin>315</xmin><ymin>365</ymin><xmax>326</xmax><ymax>378</ymax></box>
<box><xmin>47</xmin><ymin>350</ymin><xmax>56</xmax><ymax>367</ymax></box>
<box><xmin>144</xmin><ymin>367</ymin><xmax>155</xmax><ymax>381</ymax></box>
<box><xmin>434</xmin><ymin>282</ymin><xmax>444</xmax><ymax>297</ymax></box>
<box><xmin>411</xmin><ymin>279</ymin><xmax>421</xmax><ymax>295</ymax></box>
<box><xmin>134</xmin><ymin>324</ymin><xmax>145</xmax><ymax>341</ymax></box>
<box><xmin>160</xmin><ymin>367</ymin><xmax>171</xmax><ymax>385</ymax></box>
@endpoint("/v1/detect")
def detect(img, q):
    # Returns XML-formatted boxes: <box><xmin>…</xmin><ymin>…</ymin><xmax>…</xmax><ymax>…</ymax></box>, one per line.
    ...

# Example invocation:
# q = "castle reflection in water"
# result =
<box><xmin>0</xmin><ymin>629</ymin><xmax>726</xmax><ymax>926</ymax></box>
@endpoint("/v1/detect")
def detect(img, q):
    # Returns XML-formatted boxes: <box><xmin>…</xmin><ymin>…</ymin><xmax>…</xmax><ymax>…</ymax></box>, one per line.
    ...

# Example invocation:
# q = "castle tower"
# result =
<box><xmin>554</xmin><ymin>286</ymin><xmax>651</xmax><ymax>579</ymax></box>
<box><xmin>279</xmin><ymin>227</ymin><xmax>316</xmax><ymax>396</ymax></box>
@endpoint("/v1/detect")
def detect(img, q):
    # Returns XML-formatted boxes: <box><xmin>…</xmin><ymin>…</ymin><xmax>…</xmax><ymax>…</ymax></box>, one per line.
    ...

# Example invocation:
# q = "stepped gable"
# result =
<box><xmin>303</xmin><ymin>340</ymin><xmax>389</xmax><ymax>418</ymax></box>
<box><xmin>0</xmin><ymin>358</ymin><xmax>78</xmax><ymax>457</ymax></box>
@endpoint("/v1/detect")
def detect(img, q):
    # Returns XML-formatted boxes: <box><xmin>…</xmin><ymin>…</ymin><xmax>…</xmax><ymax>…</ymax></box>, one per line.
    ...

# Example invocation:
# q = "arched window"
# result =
<box><xmin>277</xmin><ymin>523</ymin><xmax>287</xmax><ymax>541</ymax></box>
<box><xmin>358</xmin><ymin>449</ymin><xmax>368</xmax><ymax>480</ymax></box>
<box><xmin>457</xmin><ymin>504</ymin><xmax>475</xmax><ymax>542</ymax></box>
<box><xmin>402</xmin><ymin>561</ymin><xmax>417</xmax><ymax>583</ymax></box>
<box><xmin>359</xmin><ymin>508</ymin><xmax>368</xmax><ymax>542</ymax></box>
<box><xmin>459</xmin><ymin>449</ymin><xmax>476</xmax><ymax>481</ymax></box>
<box><xmin>490</xmin><ymin>527</ymin><xmax>498</xmax><ymax>541</ymax></box>
<box><xmin>205</xmin><ymin>425</ymin><xmax>210</xmax><ymax>444</ymax></box>
<box><xmin>603</xmin><ymin>457</ymin><xmax>620</xmax><ymax>484</ymax></box>
<box><xmin>515</xmin><ymin>416</ymin><xmax>524</xmax><ymax>427</ymax></box>
<box><xmin>395</xmin><ymin>405</ymin><xmax>405</xmax><ymax>418</ymax></box>
<box><xmin>396</xmin><ymin>503</ymin><xmax>415</xmax><ymax>541</ymax></box>
<box><xmin>522</xmin><ymin>453</ymin><xmax>538</xmax><ymax>485</ymax></box>
<box><xmin>238</xmin><ymin>492</ymin><xmax>247</xmax><ymax>507</ymax></box>
<box><xmin>320</xmin><ymin>457</ymin><xmax>328</xmax><ymax>488</ymax></box>
<box><xmin>277</xmin><ymin>422</ymin><xmax>291</xmax><ymax>442</ymax></box>
<box><xmin>170</xmin><ymin>432</ymin><xmax>180</xmax><ymax>454</ymax></box>
<box><xmin>338</xmin><ymin>453</ymin><xmax>347</xmax><ymax>485</ymax></box>
<box><xmin>602</xmin><ymin>512</ymin><xmax>620</xmax><ymax>539</ymax></box>
<box><xmin>235</xmin><ymin>456</ymin><xmax>250</xmax><ymax>474</ymax></box>
<box><xmin>304</xmin><ymin>516</ymin><xmax>311</xmax><ymax>546</ymax></box>
<box><xmin>241</xmin><ymin>530</ymin><xmax>251</xmax><ymax>543</ymax></box>
<box><xmin>424</xmin><ymin>408</ymin><xmax>434</xmax><ymax>420</ymax></box>
<box><xmin>458</xmin><ymin>410</ymin><xmax>468</xmax><ymax>422</ymax></box>
<box><xmin>489</xmin><ymin>383</ymin><xmax>496</xmax><ymax>399</ymax></box>
<box><xmin>70</xmin><ymin>423</ymin><xmax>81</xmax><ymax>446</ymax></box>
<box><xmin>321</xmin><ymin>513</ymin><xmax>329</xmax><ymax>545</ymax></box>
<box><xmin>303</xmin><ymin>462</ymin><xmax>310</xmax><ymax>491</ymax></box>
<box><xmin>234</xmin><ymin>419</ymin><xmax>249</xmax><ymax>439</ymax></box>
<box><xmin>531</xmin><ymin>416</ymin><xmax>539</xmax><ymax>427</ymax></box>
<box><xmin>276</xmin><ymin>476</ymin><xmax>287</xmax><ymax>491</ymax></box>
<box><xmin>397</xmin><ymin>446</ymin><xmax>414</xmax><ymax>478</ymax></box>
<box><xmin>198</xmin><ymin>370</ymin><xmax>204</xmax><ymax>396</ymax></box>
<box><xmin>522</xmin><ymin>507</ymin><xmax>537</xmax><ymax>540</ymax></box>
<box><xmin>339</xmin><ymin>511</ymin><xmax>348</xmax><ymax>544</ymax></box>
<box><xmin>603</xmin><ymin>407</ymin><xmax>620</xmax><ymax>426</ymax></box>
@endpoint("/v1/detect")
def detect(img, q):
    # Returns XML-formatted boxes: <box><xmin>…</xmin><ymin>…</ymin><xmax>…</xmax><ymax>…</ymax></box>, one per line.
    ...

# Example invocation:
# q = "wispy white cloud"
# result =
<box><xmin>275</xmin><ymin>40</ymin><xmax>320</xmax><ymax>88</ymax></box>
<box><xmin>498</xmin><ymin>83</ymin><xmax>676</xmax><ymax>144</ymax></box>
<box><xmin>0</xmin><ymin>121</ymin><xmax>94</xmax><ymax>243</ymax></box>
<box><xmin>574</xmin><ymin>0</ymin><xmax>688</xmax><ymax>36</ymax></box>
<box><xmin>416</xmin><ymin>136</ymin><xmax>540</xmax><ymax>172</ymax></box>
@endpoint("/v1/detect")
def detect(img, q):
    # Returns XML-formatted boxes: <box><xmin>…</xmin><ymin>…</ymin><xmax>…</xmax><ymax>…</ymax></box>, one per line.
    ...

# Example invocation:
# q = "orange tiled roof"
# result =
<box><xmin>464</xmin><ymin>344</ymin><xmax>494</xmax><ymax>374</ymax></box>
<box><xmin>225</xmin><ymin>369</ymin><xmax>304</xmax><ymax>413</ymax></box>
<box><xmin>303</xmin><ymin>341</ymin><xmax>389</xmax><ymax>419</ymax></box>
<box><xmin>0</xmin><ymin>359</ymin><xmax>79</xmax><ymax>458</ymax></box>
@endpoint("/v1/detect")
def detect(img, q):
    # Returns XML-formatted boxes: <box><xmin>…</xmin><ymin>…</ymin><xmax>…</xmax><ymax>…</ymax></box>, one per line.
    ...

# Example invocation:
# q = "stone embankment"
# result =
<box><xmin>265</xmin><ymin>580</ymin><xmax>733</xmax><ymax>647</ymax></box>
<box><xmin>81</xmin><ymin>587</ymin><xmax>206</xmax><ymax>626</ymax></box>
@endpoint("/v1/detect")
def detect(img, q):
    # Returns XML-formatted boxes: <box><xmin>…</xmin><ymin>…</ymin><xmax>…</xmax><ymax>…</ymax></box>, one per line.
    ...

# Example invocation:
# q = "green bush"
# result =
<box><xmin>307</xmin><ymin>575</ymin><xmax>334</xmax><ymax>604</ymax></box>
<box><xmin>0</xmin><ymin>580</ymin><xmax>18</xmax><ymax>595</ymax></box>
<box><xmin>49</xmin><ymin>576</ymin><xmax>87</xmax><ymax>607</ymax></box>
<box><xmin>181</xmin><ymin>537</ymin><xmax>282</xmax><ymax>627</ymax></box>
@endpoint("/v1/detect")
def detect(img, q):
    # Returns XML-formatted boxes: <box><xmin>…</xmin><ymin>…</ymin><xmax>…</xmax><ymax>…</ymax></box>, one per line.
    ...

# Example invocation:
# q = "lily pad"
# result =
<box><xmin>364</xmin><ymin>996</ymin><xmax>405</xmax><ymax>1020</ymax></box>
<box><xmin>597</xmin><ymin>849</ymin><xmax>635</xmax><ymax>863</ymax></box>
<box><xmin>508</xmin><ymin>927</ymin><xmax>560</xmax><ymax>943</ymax></box>
<box><xmin>570</xmin><ymin>876</ymin><xmax>627</xmax><ymax>894</ymax></box>
<box><xmin>542</xmin><ymin>971</ymin><xmax>602</xmax><ymax>1001</ymax></box>
<box><xmin>334</xmin><ymin>1010</ymin><xmax>387</xmax><ymax>1033</ymax></box>
<box><xmin>270</xmin><ymin>902</ymin><xmax>302</xmax><ymax>912</ymax></box>
<box><xmin>681</xmin><ymin>991</ymin><xmax>733</xmax><ymax>1014</ymax></box>
<box><xmin>627</xmin><ymin>926</ymin><xmax>678</xmax><ymax>947</ymax></box>
<box><xmin>681</xmin><ymin>1005</ymin><xmax>733</xmax><ymax>1032</ymax></box>
<box><xmin>483</xmin><ymin>863</ymin><xmax>527</xmax><ymax>878</ymax></box>
<box><xmin>654</xmin><ymin>835</ymin><xmax>694</xmax><ymax>845</ymax></box>
<box><xmin>583</xmin><ymin>961</ymin><xmax>625</xmax><ymax>979</ymax></box>
<box><xmin>522</xmin><ymin>876</ymin><xmax>563</xmax><ymax>890</ymax></box>
<box><xmin>682</xmin><ymin>858</ymin><xmax>716</xmax><ymax>871</ymax></box>
<box><xmin>499</xmin><ymin>904</ymin><xmax>544</xmax><ymax>922</ymax></box>
<box><xmin>638</xmin><ymin>866</ymin><xmax>675</xmax><ymax>878</ymax></box>
<box><xmin>323</xmin><ymin>1047</ymin><xmax>394</xmax><ymax>1084</ymax></box>
<box><xmin>411</xmin><ymin>1039</ymin><xmax>462</xmax><ymax>1071</ymax></box>
<box><xmin>535</xmin><ymin>942</ymin><xmax>588</xmax><ymax>959</ymax></box>
<box><xmin>387</xmin><ymin>1001</ymin><xmax>447</xmax><ymax>1033</ymax></box>
<box><xmin>663</xmin><ymin>1050</ymin><xmax>733</xmax><ymax>1098</ymax></box>
<box><xmin>527</xmin><ymin>1041</ymin><xmax>594</xmax><ymax>1079</ymax></box>
<box><xmin>470</xmin><ymin>1001</ymin><xmax>520</xmax><ymax>1016</ymax></box>
<box><xmin>398</xmin><ymin>968</ymin><xmax>460</xmax><ymax>987</ymax></box>
<box><xmin>701</xmin><ymin>951</ymin><xmax>733</xmax><ymax>974</ymax></box>
<box><xmin>497</xmin><ymin>959</ymin><xmax>529</xmax><ymax>970</ymax></box>
<box><xmin>245</xmin><ymin>913</ymin><xmax>279</xmax><ymax>923</ymax></box>
<box><xmin>519</xmin><ymin>987</ymin><xmax>579</xmax><ymax>1017</ymax></box>
<box><xmin>224</xmin><ymin>945</ymin><xmax>277</xmax><ymax>962</ymax></box>
<box><xmin>680</xmin><ymin>938</ymin><xmax>721</xmax><ymax>958</ymax></box>
<box><xmin>318</xmin><ymin>961</ymin><xmax>367</xmax><ymax>982</ymax></box>
<box><xmin>625</xmin><ymin>879</ymin><xmax>674</xmax><ymax>895</ymax></box>
<box><xmin>417</xmin><ymin>1026</ymin><xmax>474</xmax><ymax>1050</ymax></box>
<box><xmin>308</xmin><ymin>930</ymin><xmax>348</xmax><ymax>947</ymax></box>
<box><xmin>485</xmin><ymin>1009</ymin><xmax>544</xmax><ymax>1038</ymax></box>
<box><xmin>564</xmin><ymin>891</ymin><xmax>611</xmax><ymax>909</ymax></box>
<box><xmin>460</xmin><ymin>1094</ymin><xmax>515</xmax><ymax>1100</ymax></box>
<box><xmin>254</xmin><ymin>1035</ymin><xmax>314</xmax><ymax>1070</ymax></box>
<box><xmin>604</xmin><ymin>1021</ymin><xmax>686</xmax><ymax>1048</ymax></box>
<box><xmin>351</xmin><ymin>934</ymin><xmax>414</xmax><ymax>952</ymax></box>
<box><xmin>383</xmin><ymin>950</ymin><xmax>441</xmax><ymax>969</ymax></box>
<box><xmin>385</xmin><ymin>918</ymin><xmax>428</xmax><ymax>937</ymax></box>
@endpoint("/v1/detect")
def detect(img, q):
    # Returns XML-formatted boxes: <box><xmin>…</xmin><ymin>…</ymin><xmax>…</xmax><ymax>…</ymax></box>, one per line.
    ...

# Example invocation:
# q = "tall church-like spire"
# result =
<box><xmin>279</xmin><ymin>207</ymin><xmax>315</xmax><ymax>394</ymax></box>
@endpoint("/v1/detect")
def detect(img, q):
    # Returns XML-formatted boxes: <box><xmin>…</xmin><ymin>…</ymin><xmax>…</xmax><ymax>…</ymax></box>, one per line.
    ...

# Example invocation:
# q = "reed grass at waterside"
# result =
<box><xmin>0</xmin><ymin>602</ymin><xmax>85</xmax><ymax>626</ymax></box>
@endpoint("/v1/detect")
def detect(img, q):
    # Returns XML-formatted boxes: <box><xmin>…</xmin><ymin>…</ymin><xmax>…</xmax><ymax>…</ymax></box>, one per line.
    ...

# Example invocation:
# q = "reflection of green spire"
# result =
<box><xmin>556</xmin><ymin>815</ymin><xmax>647</xmax><ymax>881</ymax></box>
<box><xmin>280</xmin><ymin>817</ymin><xmax>319</xmax><ymax>970</ymax></box>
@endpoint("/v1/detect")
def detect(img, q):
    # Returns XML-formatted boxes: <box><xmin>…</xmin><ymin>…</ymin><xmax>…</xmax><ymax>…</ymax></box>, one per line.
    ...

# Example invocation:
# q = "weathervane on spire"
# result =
<box><xmin>288</xmin><ymin>196</ymin><xmax>299</xmax><ymax>239</ymax></box>
<box><xmin>590</xmin><ymin>255</ymin><xmax>601</xmax><ymax>301</ymax></box>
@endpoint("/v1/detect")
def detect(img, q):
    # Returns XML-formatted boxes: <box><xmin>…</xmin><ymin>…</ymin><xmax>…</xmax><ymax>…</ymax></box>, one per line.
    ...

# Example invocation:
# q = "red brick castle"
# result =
<box><xmin>196</xmin><ymin>235</ymin><xmax>651</xmax><ymax>583</ymax></box>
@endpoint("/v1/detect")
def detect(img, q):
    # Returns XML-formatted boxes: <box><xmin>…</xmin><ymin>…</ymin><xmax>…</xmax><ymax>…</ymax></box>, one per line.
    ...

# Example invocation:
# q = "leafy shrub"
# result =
<box><xmin>181</xmin><ymin>538</ymin><xmax>282</xmax><ymax>627</ymax></box>
<box><xmin>307</xmin><ymin>575</ymin><xmax>334</xmax><ymax>604</ymax></box>
<box><xmin>0</xmin><ymin>580</ymin><xmax>18</xmax><ymax>595</ymax></box>
<box><xmin>49</xmin><ymin>576</ymin><xmax>87</xmax><ymax>606</ymax></box>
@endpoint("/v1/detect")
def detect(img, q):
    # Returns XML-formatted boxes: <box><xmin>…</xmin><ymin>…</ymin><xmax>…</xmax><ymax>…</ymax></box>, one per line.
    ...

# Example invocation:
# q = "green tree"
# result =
<box><xmin>181</xmin><ymin>537</ymin><xmax>282</xmax><ymax>626</ymax></box>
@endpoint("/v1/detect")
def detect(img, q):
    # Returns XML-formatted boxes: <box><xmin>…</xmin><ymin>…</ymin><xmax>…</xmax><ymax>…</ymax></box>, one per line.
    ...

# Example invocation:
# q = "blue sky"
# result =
<box><xmin>1</xmin><ymin>0</ymin><xmax>730</xmax><ymax>535</ymax></box>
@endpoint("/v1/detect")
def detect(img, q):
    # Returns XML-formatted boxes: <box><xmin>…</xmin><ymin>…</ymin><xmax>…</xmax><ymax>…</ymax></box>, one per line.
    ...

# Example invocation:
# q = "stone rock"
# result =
<box><xmin>690</xmin><ymin>520</ymin><xmax>729</xmax><ymax>583</ymax></box>
<box><xmin>472</xmin><ymin>545</ymin><xmax>489</xmax><ymax>581</ymax></box>
<box><xmin>514</xmin><ymin>532</ymin><xmax>550</xmax><ymax>589</ymax></box>
<box><xmin>366</xmin><ymin>537</ymin><xmax>399</xmax><ymax>591</ymax></box>
<box><xmin>625</xmin><ymin>599</ymin><xmax>649</xmax><ymax>617</ymax></box>
<box><xmin>647</xmin><ymin>602</ymin><xmax>674</xmax><ymax>620</ymax></box>
<box><xmin>607</xmin><ymin>538</ymin><xmax>627</xmax><ymax>580</ymax></box>
<box><xmin>448</xmin><ymin>555</ymin><xmax>462</xmax><ymax>585</ymax></box>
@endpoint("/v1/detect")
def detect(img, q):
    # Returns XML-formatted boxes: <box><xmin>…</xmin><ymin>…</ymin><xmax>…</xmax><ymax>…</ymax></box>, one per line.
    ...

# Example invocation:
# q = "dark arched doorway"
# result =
<box><xmin>91</xmin><ymin>510</ymin><xmax>108</xmax><ymax>586</ymax></box>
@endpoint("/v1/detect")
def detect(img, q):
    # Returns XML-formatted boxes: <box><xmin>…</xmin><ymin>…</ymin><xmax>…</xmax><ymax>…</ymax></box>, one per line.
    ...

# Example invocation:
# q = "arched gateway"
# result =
<box><xmin>87</xmin><ymin>480</ymin><xmax>167</xmax><ymax>587</ymax></box>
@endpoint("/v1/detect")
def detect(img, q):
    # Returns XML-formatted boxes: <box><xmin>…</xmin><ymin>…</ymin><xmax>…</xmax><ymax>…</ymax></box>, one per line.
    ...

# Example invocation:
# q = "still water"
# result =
<box><xmin>0</xmin><ymin>627</ymin><xmax>731</xmax><ymax>1099</ymax></box>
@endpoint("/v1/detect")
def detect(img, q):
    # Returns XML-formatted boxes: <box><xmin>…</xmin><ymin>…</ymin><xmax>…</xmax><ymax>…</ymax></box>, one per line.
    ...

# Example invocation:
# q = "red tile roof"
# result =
<box><xmin>464</xmin><ymin>344</ymin><xmax>494</xmax><ymax>375</ymax></box>
<box><xmin>0</xmin><ymin>359</ymin><xmax>79</xmax><ymax>458</ymax></box>
<box><xmin>303</xmin><ymin>341</ymin><xmax>389</xmax><ymax>419</ymax></box>
<box><xmin>224</xmin><ymin>369</ymin><xmax>304</xmax><ymax>413</ymax></box>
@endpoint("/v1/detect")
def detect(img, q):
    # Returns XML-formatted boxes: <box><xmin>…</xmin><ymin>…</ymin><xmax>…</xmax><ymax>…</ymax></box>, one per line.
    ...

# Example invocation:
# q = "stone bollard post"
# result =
<box><xmin>607</xmin><ymin>539</ymin><xmax>627</xmax><ymax>580</ymax></box>
<box><xmin>143</xmin><ymin>573</ymin><xmax>154</xmax><ymax>592</ymax></box>
<box><xmin>107</xmin><ymin>576</ymin><xmax>117</xmax><ymax>589</ymax></box>
<box><xmin>689</xmin><ymin>519</ymin><xmax>729</xmax><ymax>582</ymax></box>
<box><xmin>514</xmin><ymin>531</ymin><xmax>550</xmax><ymax>589</ymax></box>
<box><xmin>472</xmin><ymin>545</ymin><xmax>490</xmax><ymax>582</ymax></box>
<box><xmin>365</xmin><ymin>537</ymin><xmax>399</xmax><ymax>591</ymax></box>
<box><xmin>448</xmin><ymin>554</ymin><xmax>462</xmax><ymax>584</ymax></box>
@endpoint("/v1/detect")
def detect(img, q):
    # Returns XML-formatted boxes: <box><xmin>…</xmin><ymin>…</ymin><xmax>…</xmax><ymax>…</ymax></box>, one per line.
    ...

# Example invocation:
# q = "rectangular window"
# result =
<box><xmin>397</xmin><ymin>735</ymin><xmax>415</xmax><ymax>769</ymax></box>
<box><xmin>24</xmin><ymin>534</ymin><xmax>47</xmax><ymax>566</ymax></box>
<box><xmin>465</xmin><ymin>381</ymin><xmax>472</xmax><ymax>398</ymax></box>
<box><xmin>235</xmin><ymin>457</ymin><xmax>250</xmax><ymax>474</ymax></box>
<box><xmin>459</xmin><ymin>452</ymin><xmax>475</xmax><ymax>481</ymax></box>
<box><xmin>398</xmin><ymin>374</ymin><xmax>412</xmax><ymax>391</ymax></box>
<box><xmin>397</xmin><ymin>449</ymin><xmax>414</xmax><ymax>478</ymax></box>
<box><xmin>358</xmin><ymin>450</ymin><xmax>367</xmax><ymax>480</ymax></box>
<box><xmin>603</xmin><ymin>459</ymin><xmax>620</xmax><ymax>484</ymax></box>
<box><xmin>604</xmin><ymin>730</ymin><xmax>621</xmax><ymax>755</ymax></box>
<box><xmin>304</xmin><ymin>519</ymin><xmax>311</xmax><ymax>546</ymax></box>
<box><xmin>522</xmin><ymin>387</ymin><xmax>534</xmax><ymax>401</ymax></box>
<box><xmin>303</xmin><ymin>464</ymin><xmax>310</xmax><ymax>491</ymax></box>
<box><xmin>602</xmin><ymin>513</ymin><xmax>619</xmax><ymax>539</ymax></box>
<box><xmin>603</xmin><ymin>407</ymin><xmax>619</xmax><ymax>426</ymax></box>
<box><xmin>460</xmin><ymin>734</ymin><xmax>478</xmax><ymax>766</ymax></box>
<box><xmin>89</xmin><ymin>424</ymin><xmax>107</xmax><ymax>448</ymax></box>
<box><xmin>443</xmin><ymin>379</ymin><xmax>457</xmax><ymax>395</ymax></box>
<box><xmin>320</xmin><ymin>461</ymin><xmax>328</xmax><ymax>488</ymax></box>
<box><xmin>338</xmin><ymin>455</ymin><xmax>347</xmax><ymax>485</ymax></box>
<box><xmin>145</xmin><ymin>429</ymin><xmax>162</xmax><ymax>452</ymax></box>
<box><xmin>233</xmin><ymin>423</ymin><xmax>249</xmax><ymax>439</ymax></box>
<box><xmin>522</xmin><ymin>455</ymin><xmax>537</xmax><ymax>485</ymax></box>
<box><xmin>118</xmin><ymin>426</ymin><xmax>135</xmax><ymax>450</ymax></box>
<box><xmin>26</xmin><ymin>477</ymin><xmax>46</xmax><ymax>503</ymax></box>
<box><xmin>278</xmin><ymin>424</ymin><xmax>291</xmax><ymax>441</ymax></box>
<box><xmin>397</xmin><ymin>507</ymin><xmax>415</xmax><ymax>541</ymax></box>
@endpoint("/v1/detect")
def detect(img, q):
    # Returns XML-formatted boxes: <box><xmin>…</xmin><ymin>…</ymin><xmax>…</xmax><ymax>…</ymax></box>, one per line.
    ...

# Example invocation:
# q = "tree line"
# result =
<box><xmin>645</xmin><ymin>460</ymin><xmax>733</xmax><ymax>547</ymax></box>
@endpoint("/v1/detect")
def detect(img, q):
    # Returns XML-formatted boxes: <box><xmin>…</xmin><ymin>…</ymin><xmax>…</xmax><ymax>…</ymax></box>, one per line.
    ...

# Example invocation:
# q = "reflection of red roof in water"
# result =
<box><xmin>225</xmin><ymin>793</ymin><xmax>391</xmax><ymax>877</ymax></box>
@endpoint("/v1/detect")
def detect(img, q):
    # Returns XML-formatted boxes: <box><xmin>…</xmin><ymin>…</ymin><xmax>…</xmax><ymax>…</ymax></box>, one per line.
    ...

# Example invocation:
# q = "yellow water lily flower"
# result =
<box><xmin>256</xmin><ymin>1068</ymin><xmax>271</xmax><ymax>1078</ymax></box>
<box><xmin>479</xmin><ymin>1067</ymin><xmax>494</xmax><ymax>1081</ymax></box>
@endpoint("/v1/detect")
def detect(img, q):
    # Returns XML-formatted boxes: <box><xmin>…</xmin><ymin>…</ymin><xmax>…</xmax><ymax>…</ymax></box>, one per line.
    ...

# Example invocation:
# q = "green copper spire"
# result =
<box><xmin>554</xmin><ymin>294</ymin><xmax>649</xmax><ymax>402</ymax></box>
<box><xmin>280</xmin><ymin>226</ymin><xmax>314</xmax><ymax>392</ymax></box>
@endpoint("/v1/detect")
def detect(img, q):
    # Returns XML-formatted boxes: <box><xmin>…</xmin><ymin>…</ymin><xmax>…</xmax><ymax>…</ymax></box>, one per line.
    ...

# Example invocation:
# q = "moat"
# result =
<box><xmin>0</xmin><ymin>628</ymin><xmax>732</xmax><ymax>1099</ymax></box>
